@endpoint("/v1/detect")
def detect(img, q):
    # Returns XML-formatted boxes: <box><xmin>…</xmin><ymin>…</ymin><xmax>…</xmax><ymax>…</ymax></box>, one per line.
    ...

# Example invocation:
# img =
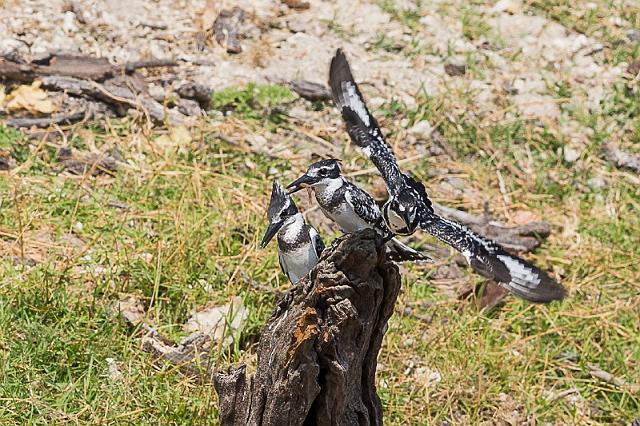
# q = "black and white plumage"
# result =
<box><xmin>287</xmin><ymin>159</ymin><xmax>430</xmax><ymax>263</ymax></box>
<box><xmin>329</xmin><ymin>48</ymin><xmax>565</xmax><ymax>303</ymax></box>
<box><xmin>260</xmin><ymin>180</ymin><xmax>324</xmax><ymax>284</ymax></box>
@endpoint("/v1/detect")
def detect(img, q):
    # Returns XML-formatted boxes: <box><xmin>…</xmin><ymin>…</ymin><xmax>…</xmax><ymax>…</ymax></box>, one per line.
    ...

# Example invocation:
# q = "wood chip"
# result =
<box><xmin>444</xmin><ymin>63</ymin><xmax>467</xmax><ymax>77</ymax></box>
<box><xmin>289</xmin><ymin>80</ymin><xmax>331</xmax><ymax>102</ymax></box>
<box><xmin>282</xmin><ymin>0</ymin><xmax>311</xmax><ymax>10</ymax></box>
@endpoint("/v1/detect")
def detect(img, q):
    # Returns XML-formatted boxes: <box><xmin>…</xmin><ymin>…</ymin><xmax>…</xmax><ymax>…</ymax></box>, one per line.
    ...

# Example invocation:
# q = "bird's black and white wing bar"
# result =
<box><xmin>329</xmin><ymin>49</ymin><xmax>404</xmax><ymax>195</ymax></box>
<box><xmin>343</xmin><ymin>182</ymin><xmax>384</xmax><ymax>228</ymax></box>
<box><xmin>420</xmin><ymin>214</ymin><xmax>565</xmax><ymax>303</ymax></box>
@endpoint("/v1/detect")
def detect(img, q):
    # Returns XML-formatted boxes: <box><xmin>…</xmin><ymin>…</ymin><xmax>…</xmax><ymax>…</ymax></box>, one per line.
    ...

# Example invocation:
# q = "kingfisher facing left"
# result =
<box><xmin>260</xmin><ymin>180</ymin><xmax>325</xmax><ymax>285</ymax></box>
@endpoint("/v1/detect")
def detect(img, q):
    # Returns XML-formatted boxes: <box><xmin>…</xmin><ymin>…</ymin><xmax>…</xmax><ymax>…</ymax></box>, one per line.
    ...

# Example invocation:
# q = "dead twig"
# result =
<box><xmin>110</xmin><ymin>298</ymin><xmax>215</xmax><ymax>382</ymax></box>
<box><xmin>122</xmin><ymin>59</ymin><xmax>178</xmax><ymax>73</ymax></box>
<box><xmin>6</xmin><ymin>111</ymin><xmax>86</xmax><ymax>128</ymax></box>
<box><xmin>587</xmin><ymin>364</ymin><xmax>640</xmax><ymax>392</ymax></box>
<box><xmin>0</xmin><ymin>53</ymin><xmax>177</xmax><ymax>83</ymax></box>
<box><xmin>40</xmin><ymin>75</ymin><xmax>185</xmax><ymax>124</ymax></box>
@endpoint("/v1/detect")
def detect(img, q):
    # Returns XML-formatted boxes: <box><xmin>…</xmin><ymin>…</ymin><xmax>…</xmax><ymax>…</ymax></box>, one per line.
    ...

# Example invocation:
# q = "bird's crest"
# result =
<box><xmin>267</xmin><ymin>180</ymin><xmax>296</xmax><ymax>221</ymax></box>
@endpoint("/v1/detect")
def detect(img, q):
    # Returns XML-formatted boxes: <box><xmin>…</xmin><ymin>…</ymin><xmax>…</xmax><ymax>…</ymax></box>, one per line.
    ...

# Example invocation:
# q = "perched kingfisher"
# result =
<box><xmin>328</xmin><ymin>49</ymin><xmax>565</xmax><ymax>303</ymax></box>
<box><xmin>260</xmin><ymin>180</ymin><xmax>325</xmax><ymax>284</ymax></box>
<box><xmin>287</xmin><ymin>158</ymin><xmax>430</xmax><ymax>263</ymax></box>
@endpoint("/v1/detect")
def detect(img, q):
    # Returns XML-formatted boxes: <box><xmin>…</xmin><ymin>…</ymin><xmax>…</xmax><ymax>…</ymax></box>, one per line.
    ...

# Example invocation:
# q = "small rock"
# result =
<box><xmin>627</xmin><ymin>30</ymin><xmax>640</xmax><ymax>42</ymax></box>
<box><xmin>106</xmin><ymin>358</ymin><xmax>124</xmax><ymax>381</ymax></box>
<box><xmin>248</xmin><ymin>134</ymin><xmax>268</xmax><ymax>151</ymax></box>
<box><xmin>369</xmin><ymin>97</ymin><xmax>386</xmax><ymax>109</ymax></box>
<box><xmin>184</xmin><ymin>297</ymin><xmax>248</xmax><ymax>348</ymax></box>
<box><xmin>444</xmin><ymin>63</ymin><xmax>467</xmax><ymax>77</ymax></box>
<box><xmin>147</xmin><ymin>84</ymin><xmax>166</xmax><ymax>102</ymax></box>
<box><xmin>196</xmin><ymin>278</ymin><xmax>213</xmax><ymax>292</ymax></box>
<box><xmin>563</xmin><ymin>146</ymin><xmax>581</xmax><ymax>163</ymax></box>
<box><xmin>587</xmin><ymin>176</ymin><xmax>606</xmax><ymax>190</ymax></box>
<box><xmin>62</xmin><ymin>11</ymin><xmax>79</xmax><ymax>33</ymax></box>
<box><xmin>627</xmin><ymin>60</ymin><xmax>640</xmax><ymax>76</ymax></box>
<box><xmin>175</xmin><ymin>82</ymin><xmax>213</xmax><ymax>110</ymax></box>
<box><xmin>407</xmin><ymin>120</ymin><xmax>433</xmax><ymax>138</ymax></box>
<box><xmin>285</xmin><ymin>16</ymin><xmax>306</xmax><ymax>33</ymax></box>
<box><xmin>491</xmin><ymin>0</ymin><xmax>522</xmax><ymax>13</ymax></box>
<box><xmin>138</xmin><ymin>252</ymin><xmax>153</xmax><ymax>263</ymax></box>
<box><xmin>607</xmin><ymin>16</ymin><xmax>627</xmax><ymax>27</ymax></box>
<box><xmin>0</xmin><ymin>151</ymin><xmax>17</xmax><ymax>171</ymax></box>
<box><xmin>414</xmin><ymin>366</ymin><xmax>442</xmax><ymax>388</ymax></box>
<box><xmin>402</xmin><ymin>338</ymin><xmax>415</xmax><ymax>347</ymax></box>
<box><xmin>289</xmin><ymin>80</ymin><xmax>331</xmax><ymax>102</ymax></box>
<box><xmin>176</xmin><ymin>98</ymin><xmax>202</xmax><ymax>117</ymax></box>
<box><xmin>502</xmin><ymin>82</ymin><xmax>518</xmax><ymax>95</ymax></box>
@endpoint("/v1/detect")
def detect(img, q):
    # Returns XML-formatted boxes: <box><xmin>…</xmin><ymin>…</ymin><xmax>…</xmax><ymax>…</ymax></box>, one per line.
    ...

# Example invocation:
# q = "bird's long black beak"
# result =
<box><xmin>260</xmin><ymin>221</ymin><xmax>284</xmax><ymax>248</ymax></box>
<box><xmin>286</xmin><ymin>174</ymin><xmax>317</xmax><ymax>194</ymax></box>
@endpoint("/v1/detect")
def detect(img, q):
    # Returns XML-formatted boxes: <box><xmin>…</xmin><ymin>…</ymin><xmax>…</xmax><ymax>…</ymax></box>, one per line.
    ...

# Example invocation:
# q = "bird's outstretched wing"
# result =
<box><xmin>308</xmin><ymin>226</ymin><xmax>325</xmax><ymax>259</ymax></box>
<box><xmin>420</xmin><ymin>214</ymin><xmax>565</xmax><ymax>303</ymax></box>
<box><xmin>329</xmin><ymin>49</ymin><xmax>404</xmax><ymax>195</ymax></box>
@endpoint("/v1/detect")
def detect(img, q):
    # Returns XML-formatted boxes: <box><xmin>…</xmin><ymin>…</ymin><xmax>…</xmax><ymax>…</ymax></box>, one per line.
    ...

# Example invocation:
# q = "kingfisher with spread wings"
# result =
<box><xmin>329</xmin><ymin>49</ymin><xmax>565</xmax><ymax>303</ymax></box>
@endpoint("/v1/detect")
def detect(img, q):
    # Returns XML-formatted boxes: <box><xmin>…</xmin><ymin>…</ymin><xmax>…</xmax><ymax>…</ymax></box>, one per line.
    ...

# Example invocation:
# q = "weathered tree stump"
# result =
<box><xmin>214</xmin><ymin>229</ymin><xmax>401</xmax><ymax>426</ymax></box>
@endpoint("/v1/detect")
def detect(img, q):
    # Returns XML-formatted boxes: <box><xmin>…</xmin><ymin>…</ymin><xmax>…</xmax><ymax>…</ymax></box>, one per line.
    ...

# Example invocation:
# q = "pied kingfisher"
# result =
<box><xmin>260</xmin><ymin>180</ymin><xmax>325</xmax><ymax>284</ymax></box>
<box><xmin>287</xmin><ymin>158</ymin><xmax>430</xmax><ymax>263</ymax></box>
<box><xmin>328</xmin><ymin>48</ymin><xmax>565</xmax><ymax>303</ymax></box>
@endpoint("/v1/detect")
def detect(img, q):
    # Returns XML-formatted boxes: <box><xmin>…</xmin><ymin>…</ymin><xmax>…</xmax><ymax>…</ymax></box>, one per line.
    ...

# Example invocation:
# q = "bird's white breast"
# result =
<box><xmin>385</xmin><ymin>206</ymin><xmax>407</xmax><ymax>233</ymax></box>
<box><xmin>281</xmin><ymin>243</ymin><xmax>319</xmax><ymax>284</ymax></box>
<box><xmin>326</xmin><ymin>202</ymin><xmax>371</xmax><ymax>233</ymax></box>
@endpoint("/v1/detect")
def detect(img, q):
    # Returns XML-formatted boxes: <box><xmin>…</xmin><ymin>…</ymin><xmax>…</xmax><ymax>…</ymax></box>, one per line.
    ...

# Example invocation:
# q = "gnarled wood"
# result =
<box><xmin>214</xmin><ymin>229</ymin><xmax>400</xmax><ymax>426</ymax></box>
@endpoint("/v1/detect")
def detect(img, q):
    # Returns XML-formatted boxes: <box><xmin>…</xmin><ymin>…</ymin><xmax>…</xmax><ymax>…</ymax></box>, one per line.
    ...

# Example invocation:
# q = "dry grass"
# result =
<box><xmin>1</xmin><ymin>1</ymin><xmax>640</xmax><ymax>424</ymax></box>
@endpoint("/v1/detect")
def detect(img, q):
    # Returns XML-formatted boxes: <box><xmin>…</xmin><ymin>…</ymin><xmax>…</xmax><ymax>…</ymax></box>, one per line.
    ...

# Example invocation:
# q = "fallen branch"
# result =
<box><xmin>111</xmin><ymin>297</ymin><xmax>215</xmax><ymax>382</ymax></box>
<box><xmin>1</xmin><ymin>52</ymin><xmax>198</xmax><ymax>125</ymax></box>
<box><xmin>40</xmin><ymin>75</ymin><xmax>185</xmax><ymax>124</ymax></box>
<box><xmin>587</xmin><ymin>364</ymin><xmax>640</xmax><ymax>393</ymax></box>
<box><xmin>123</xmin><ymin>59</ymin><xmax>179</xmax><ymax>73</ymax></box>
<box><xmin>5</xmin><ymin>110</ymin><xmax>86</xmax><ymax>128</ymax></box>
<box><xmin>0</xmin><ymin>53</ymin><xmax>177</xmax><ymax>82</ymax></box>
<box><xmin>214</xmin><ymin>229</ymin><xmax>400</xmax><ymax>426</ymax></box>
<box><xmin>57</xmin><ymin>146</ymin><xmax>122</xmax><ymax>176</ymax></box>
<box><xmin>142</xmin><ymin>332</ymin><xmax>215</xmax><ymax>381</ymax></box>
